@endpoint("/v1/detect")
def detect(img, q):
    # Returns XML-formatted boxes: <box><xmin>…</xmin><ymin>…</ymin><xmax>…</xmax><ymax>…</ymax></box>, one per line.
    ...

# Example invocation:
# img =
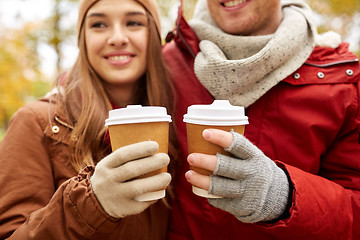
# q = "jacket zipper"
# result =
<box><xmin>305</xmin><ymin>59</ymin><xmax>359</xmax><ymax>68</ymax></box>
<box><xmin>177</xmin><ymin>22</ymin><xmax>196</xmax><ymax>59</ymax></box>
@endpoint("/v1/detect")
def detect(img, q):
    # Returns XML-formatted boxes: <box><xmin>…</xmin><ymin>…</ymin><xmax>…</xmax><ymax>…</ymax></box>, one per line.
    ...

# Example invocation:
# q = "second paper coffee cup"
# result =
<box><xmin>105</xmin><ymin>105</ymin><xmax>171</xmax><ymax>201</ymax></box>
<box><xmin>183</xmin><ymin>100</ymin><xmax>249</xmax><ymax>198</ymax></box>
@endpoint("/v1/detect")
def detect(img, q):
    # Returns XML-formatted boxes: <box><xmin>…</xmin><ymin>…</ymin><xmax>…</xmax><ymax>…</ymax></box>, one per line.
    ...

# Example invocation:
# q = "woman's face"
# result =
<box><xmin>207</xmin><ymin>0</ymin><xmax>282</xmax><ymax>36</ymax></box>
<box><xmin>85</xmin><ymin>0</ymin><xmax>148</xmax><ymax>91</ymax></box>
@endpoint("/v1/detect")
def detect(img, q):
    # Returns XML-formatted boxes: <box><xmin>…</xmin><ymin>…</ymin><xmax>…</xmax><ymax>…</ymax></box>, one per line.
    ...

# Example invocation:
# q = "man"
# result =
<box><xmin>163</xmin><ymin>0</ymin><xmax>360</xmax><ymax>239</ymax></box>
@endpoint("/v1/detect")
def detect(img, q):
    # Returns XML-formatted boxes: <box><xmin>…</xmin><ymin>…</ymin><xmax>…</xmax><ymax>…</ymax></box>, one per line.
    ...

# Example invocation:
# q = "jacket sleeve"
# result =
<box><xmin>0</xmin><ymin>104</ymin><xmax>120</xmax><ymax>240</ymax></box>
<box><xmin>259</xmin><ymin>84</ymin><xmax>360</xmax><ymax>240</ymax></box>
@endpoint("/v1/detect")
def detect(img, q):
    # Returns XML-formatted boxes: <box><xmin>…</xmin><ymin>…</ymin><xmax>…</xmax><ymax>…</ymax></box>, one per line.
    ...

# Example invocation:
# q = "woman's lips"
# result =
<box><xmin>108</xmin><ymin>55</ymin><xmax>131</xmax><ymax>61</ymax></box>
<box><xmin>105</xmin><ymin>53</ymin><xmax>134</xmax><ymax>66</ymax></box>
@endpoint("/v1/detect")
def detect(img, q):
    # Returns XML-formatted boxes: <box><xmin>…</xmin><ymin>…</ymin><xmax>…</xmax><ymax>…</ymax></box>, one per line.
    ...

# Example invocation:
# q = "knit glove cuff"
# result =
<box><xmin>208</xmin><ymin>132</ymin><xmax>289</xmax><ymax>223</ymax></box>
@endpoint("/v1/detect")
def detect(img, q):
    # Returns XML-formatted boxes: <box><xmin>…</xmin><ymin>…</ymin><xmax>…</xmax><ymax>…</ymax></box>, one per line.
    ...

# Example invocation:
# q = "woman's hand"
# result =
<box><xmin>91</xmin><ymin>141</ymin><xmax>171</xmax><ymax>218</ymax></box>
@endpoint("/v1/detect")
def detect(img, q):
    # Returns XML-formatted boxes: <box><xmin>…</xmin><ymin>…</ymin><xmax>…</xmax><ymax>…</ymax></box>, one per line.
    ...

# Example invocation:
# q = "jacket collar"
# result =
<box><xmin>42</xmin><ymin>91</ymin><xmax>74</xmax><ymax>130</ymax></box>
<box><xmin>39</xmin><ymin>93</ymin><xmax>74</xmax><ymax>145</ymax></box>
<box><xmin>171</xmin><ymin>0</ymin><xmax>200</xmax><ymax>58</ymax></box>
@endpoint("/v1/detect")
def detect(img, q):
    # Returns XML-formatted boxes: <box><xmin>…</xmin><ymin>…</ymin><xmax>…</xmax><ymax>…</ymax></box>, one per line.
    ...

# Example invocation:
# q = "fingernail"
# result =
<box><xmin>185</xmin><ymin>170</ymin><xmax>193</xmax><ymax>182</ymax></box>
<box><xmin>188</xmin><ymin>154</ymin><xmax>195</xmax><ymax>164</ymax></box>
<box><xmin>203</xmin><ymin>129</ymin><xmax>212</xmax><ymax>140</ymax></box>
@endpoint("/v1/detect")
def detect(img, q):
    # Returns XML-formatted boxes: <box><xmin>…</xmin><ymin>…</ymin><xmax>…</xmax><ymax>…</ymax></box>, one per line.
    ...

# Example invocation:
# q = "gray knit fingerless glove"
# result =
<box><xmin>208</xmin><ymin>131</ymin><xmax>289</xmax><ymax>223</ymax></box>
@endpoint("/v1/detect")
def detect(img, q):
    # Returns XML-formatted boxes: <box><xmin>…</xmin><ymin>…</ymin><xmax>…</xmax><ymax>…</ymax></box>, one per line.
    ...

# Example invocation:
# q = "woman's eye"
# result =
<box><xmin>127</xmin><ymin>21</ymin><xmax>144</xmax><ymax>27</ymax></box>
<box><xmin>91</xmin><ymin>22</ymin><xmax>106</xmax><ymax>28</ymax></box>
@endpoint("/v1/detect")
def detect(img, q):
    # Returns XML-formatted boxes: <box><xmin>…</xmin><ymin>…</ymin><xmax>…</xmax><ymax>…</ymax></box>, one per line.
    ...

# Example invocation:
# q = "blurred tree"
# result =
<box><xmin>0</xmin><ymin>0</ymin><xmax>77</xmax><ymax>140</ymax></box>
<box><xmin>158</xmin><ymin>0</ymin><xmax>197</xmax><ymax>24</ymax></box>
<box><xmin>309</xmin><ymin>0</ymin><xmax>360</xmax><ymax>15</ymax></box>
<box><xmin>181</xmin><ymin>0</ymin><xmax>198</xmax><ymax>20</ymax></box>
<box><xmin>44</xmin><ymin>0</ymin><xmax>78</xmax><ymax>73</ymax></box>
<box><xmin>308</xmin><ymin>0</ymin><xmax>360</xmax><ymax>55</ymax></box>
<box><xmin>0</xmin><ymin>22</ymin><xmax>51</xmax><ymax>132</ymax></box>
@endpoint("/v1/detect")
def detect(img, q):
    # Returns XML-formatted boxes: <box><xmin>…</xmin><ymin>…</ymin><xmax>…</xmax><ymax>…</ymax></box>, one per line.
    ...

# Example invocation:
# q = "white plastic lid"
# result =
<box><xmin>105</xmin><ymin>105</ymin><xmax>172</xmax><ymax>126</ymax></box>
<box><xmin>183</xmin><ymin>100</ymin><xmax>248</xmax><ymax>126</ymax></box>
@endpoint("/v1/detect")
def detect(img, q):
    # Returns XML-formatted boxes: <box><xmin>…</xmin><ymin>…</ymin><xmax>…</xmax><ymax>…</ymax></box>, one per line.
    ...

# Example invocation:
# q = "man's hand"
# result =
<box><xmin>185</xmin><ymin>129</ymin><xmax>232</xmax><ymax>190</ymax></box>
<box><xmin>186</xmin><ymin>129</ymin><xmax>290</xmax><ymax>223</ymax></box>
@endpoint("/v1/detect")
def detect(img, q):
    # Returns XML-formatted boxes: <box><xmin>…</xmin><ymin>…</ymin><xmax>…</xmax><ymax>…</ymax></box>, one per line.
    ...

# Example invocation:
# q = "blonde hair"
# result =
<box><xmin>58</xmin><ymin>2</ymin><xmax>177</xmax><ymax>172</ymax></box>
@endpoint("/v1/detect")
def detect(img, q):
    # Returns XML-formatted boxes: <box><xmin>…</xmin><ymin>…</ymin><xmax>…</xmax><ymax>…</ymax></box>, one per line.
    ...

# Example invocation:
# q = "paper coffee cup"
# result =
<box><xmin>183</xmin><ymin>100</ymin><xmax>249</xmax><ymax>198</ymax></box>
<box><xmin>105</xmin><ymin>105</ymin><xmax>171</xmax><ymax>201</ymax></box>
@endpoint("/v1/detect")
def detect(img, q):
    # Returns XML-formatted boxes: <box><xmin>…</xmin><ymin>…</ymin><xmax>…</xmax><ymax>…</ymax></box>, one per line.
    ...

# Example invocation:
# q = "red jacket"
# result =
<box><xmin>163</xmin><ymin>5</ymin><xmax>360</xmax><ymax>240</ymax></box>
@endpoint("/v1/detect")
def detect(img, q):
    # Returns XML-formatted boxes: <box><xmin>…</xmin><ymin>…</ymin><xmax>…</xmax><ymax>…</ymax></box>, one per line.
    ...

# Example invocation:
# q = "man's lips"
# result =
<box><xmin>221</xmin><ymin>0</ymin><xmax>248</xmax><ymax>8</ymax></box>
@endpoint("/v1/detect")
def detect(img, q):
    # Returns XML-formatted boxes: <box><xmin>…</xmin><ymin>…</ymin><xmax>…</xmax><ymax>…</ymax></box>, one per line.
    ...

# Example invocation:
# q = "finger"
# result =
<box><xmin>202</xmin><ymin>129</ymin><xmax>233</xmax><ymax>148</ymax></box>
<box><xmin>210</xmin><ymin>175</ymin><xmax>246</xmax><ymax>198</ymax></box>
<box><xmin>226</xmin><ymin>133</ymin><xmax>260</xmax><ymax>159</ymax></box>
<box><xmin>185</xmin><ymin>170</ymin><xmax>211</xmax><ymax>191</ymax></box>
<box><xmin>214</xmin><ymin>153</ymin><xmax>253</xmax><ymax>180</ymax></box>
<box><xmin>188</xmin><ymin>153</ymin><xmax>218</xmax><ymax>172</ymax></box>
<box><xmin>104</xmin><ymin>141</ymin><xmax>159</xmax><ymax>168</ymax></box>
<box><xmin>110</xmin><ymin>153</ymin><xmax>170</xmax><ymax>182</ymax></box>
<box><xmin>121</xmin><ymin>172</ymin><xmax>172</xmax><ymax>198</ymax></box>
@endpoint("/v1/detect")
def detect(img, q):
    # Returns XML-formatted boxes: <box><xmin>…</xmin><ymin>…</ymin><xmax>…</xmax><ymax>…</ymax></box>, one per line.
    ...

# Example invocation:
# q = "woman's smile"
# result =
<box><xmin>105</xmin><ymin>52</ymin><xmax>135</xmax><ymax>66</ymax></box>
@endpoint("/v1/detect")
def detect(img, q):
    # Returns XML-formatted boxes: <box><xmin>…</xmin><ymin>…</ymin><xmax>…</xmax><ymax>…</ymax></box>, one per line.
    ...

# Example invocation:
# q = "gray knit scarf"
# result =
<box><xmin>189</xmin><ymin>0</ymin><xmax>318</xmax><ymax>107</ymax></box>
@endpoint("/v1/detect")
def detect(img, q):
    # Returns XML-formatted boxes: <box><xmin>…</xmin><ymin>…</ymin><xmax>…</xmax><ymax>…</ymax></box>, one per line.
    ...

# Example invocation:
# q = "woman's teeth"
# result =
<box><xmin>108</xmin><ymin>55</ymin><xmax>130</xmax><ymax>61</ymax></box>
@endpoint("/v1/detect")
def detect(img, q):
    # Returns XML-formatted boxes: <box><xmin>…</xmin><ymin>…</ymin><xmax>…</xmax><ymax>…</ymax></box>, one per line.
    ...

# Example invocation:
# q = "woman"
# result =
<box><xmin>0</xmin><ymin>0</ymin><xmax>177</xmax><ymax>239</ymax></box>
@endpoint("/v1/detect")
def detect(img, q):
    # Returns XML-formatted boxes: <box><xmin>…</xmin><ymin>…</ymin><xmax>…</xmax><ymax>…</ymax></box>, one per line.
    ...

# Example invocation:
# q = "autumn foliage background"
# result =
<box><xmin>1</xmin><ymin>0</ymin><xmax>360</xmax><ymax>141</ymax></box>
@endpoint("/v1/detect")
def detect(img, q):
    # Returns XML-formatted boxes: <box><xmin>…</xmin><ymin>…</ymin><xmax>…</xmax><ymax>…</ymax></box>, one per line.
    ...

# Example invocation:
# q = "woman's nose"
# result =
<box><xmin>107</xmin><ymin>26</ymin><xmax>129</xmax><ymax>46</ymax></box>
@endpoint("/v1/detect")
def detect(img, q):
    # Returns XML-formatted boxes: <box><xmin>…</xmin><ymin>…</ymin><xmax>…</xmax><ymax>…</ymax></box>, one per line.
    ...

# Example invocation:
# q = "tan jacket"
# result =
<box><xmin>0</xmin><ymin>95</ymin><xmax>169</xmax><ymax>239</ymax></box>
